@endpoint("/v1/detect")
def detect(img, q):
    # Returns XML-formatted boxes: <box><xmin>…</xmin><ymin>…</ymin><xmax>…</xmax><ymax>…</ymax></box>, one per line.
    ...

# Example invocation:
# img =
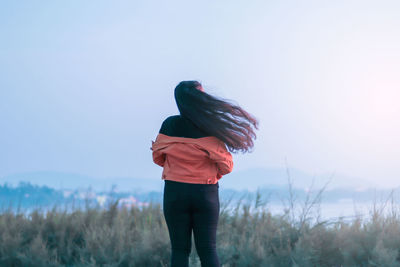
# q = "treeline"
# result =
<box><xmin>0</xmin><ymin>182</ymin><xmax>158</xmax><ymax>212</ymax></box>
<box><xmin>0</xmin><ymin>182</ymin><xmax>64</xmax><ymax>210</ymax></box>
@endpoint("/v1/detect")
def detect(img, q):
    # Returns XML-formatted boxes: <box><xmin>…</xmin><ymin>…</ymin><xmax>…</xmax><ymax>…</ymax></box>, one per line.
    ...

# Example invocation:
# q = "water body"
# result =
<box><xmin>221</xmin><ymin>200</ymin><xmax>398</xmax><ymax>223</ymax></box>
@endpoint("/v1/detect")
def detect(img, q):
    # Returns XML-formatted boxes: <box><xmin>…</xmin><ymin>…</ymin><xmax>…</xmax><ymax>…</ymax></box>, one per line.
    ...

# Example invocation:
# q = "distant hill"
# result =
<box><xmin>220</xmin><ymin>167</ymin><xmax>376</xmax><ymax>191</ymax></box>
<box><xmin>0</xmin><ymin>170</ymin><xmax>162</xmax><ymax>192</ymax></box>
<box><xmin>0</xmin><ymin>167</ymin><xmax>377</xmax><ymax>193</ymax></box>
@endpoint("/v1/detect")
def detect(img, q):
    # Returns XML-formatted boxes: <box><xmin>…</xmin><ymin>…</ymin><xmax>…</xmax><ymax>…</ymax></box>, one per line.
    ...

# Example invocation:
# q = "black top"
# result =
<box><xmin>159</xmin><ymin>115</ymin><xmax>211</xmax><ymax>139</ymax></box>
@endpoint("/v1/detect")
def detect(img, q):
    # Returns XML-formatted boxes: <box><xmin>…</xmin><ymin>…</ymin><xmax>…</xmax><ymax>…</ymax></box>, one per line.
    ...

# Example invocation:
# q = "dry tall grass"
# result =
<box><xmin>1</xmin><ymin>186</ymin><xmax>400</xmax><ymax>267</ymax></box>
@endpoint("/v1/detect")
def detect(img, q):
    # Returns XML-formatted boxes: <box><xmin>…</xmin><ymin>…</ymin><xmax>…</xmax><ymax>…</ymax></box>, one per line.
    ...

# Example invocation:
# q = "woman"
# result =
<box><xmin>151</xmin><ymin>81</ymin><xmax>258</xmax><ymax>267</ymax></box>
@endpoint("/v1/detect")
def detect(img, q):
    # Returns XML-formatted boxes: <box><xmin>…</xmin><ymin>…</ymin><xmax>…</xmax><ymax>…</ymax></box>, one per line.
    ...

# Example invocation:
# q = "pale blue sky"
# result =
<box><xmin>1</xmin><ymin>1</ymin><xmax>399</xmax><ymax>187</ymax></box>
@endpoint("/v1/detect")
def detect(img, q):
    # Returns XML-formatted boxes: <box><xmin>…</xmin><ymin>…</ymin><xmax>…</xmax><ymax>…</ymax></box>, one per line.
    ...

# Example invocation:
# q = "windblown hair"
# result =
<box><xmin>174</xmin><ymin>80</ymin><xmax>259</xmax><ymax>153</ymax></box>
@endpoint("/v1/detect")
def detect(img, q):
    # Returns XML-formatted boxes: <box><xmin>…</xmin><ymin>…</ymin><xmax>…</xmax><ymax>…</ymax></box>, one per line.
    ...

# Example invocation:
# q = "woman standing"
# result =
<box><xmin>151</xmin><ymin>81</ymin><xmax>258</xmax><ymax>267</ymax></box>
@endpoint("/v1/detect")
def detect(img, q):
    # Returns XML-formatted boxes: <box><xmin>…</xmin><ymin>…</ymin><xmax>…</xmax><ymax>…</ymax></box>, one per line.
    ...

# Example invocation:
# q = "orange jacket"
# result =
<box><xmin>151</xmin><ymin>133</ymin><xmax>233</xmax><ymax>184</ymax></box>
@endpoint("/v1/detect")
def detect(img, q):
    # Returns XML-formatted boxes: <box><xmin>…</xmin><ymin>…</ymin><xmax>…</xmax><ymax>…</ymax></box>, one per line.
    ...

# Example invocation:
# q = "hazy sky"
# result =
<box><xmin>1</xmin><ymin>1</ymin><xmax>399</xmax><ymax>187</ymax></box>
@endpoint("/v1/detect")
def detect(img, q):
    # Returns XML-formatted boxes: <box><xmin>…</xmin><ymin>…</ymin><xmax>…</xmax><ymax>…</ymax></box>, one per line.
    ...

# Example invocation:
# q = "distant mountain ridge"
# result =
<box><xmin>0</xmin><ymin>167</ymin><xmax>378</xmax><ymax>193</ymax></box>
<box><xmin>220</xmin><ymin>167</ymin><xmax>377</xmax><ymax>191</ymax></box>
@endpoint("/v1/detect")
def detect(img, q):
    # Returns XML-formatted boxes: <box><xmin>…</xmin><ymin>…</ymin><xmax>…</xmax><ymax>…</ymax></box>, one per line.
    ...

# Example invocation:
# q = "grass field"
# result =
<box><xmin>1</xmin><ymin>189</ymin><xmax>400</xmax><ymax>267</ymax></box>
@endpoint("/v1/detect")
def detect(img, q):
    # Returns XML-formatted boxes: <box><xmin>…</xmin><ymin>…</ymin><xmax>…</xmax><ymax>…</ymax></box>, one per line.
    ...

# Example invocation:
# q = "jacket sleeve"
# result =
<box><xmin>209</xmin><ymin>141</ymin><xmax>233</xmax><ymax>178</ymax></box>
<box><xmin>151</xmin><ymin>140</ymin><xmax>166</xmax><ymax>167</ymax></box>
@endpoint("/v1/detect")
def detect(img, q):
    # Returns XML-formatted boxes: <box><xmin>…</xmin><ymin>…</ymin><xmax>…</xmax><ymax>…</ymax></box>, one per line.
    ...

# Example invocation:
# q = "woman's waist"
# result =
<box><xmin>163</xmin><ymin>175</ymin><xmax>219</xmax><ymax>185</ymax></box>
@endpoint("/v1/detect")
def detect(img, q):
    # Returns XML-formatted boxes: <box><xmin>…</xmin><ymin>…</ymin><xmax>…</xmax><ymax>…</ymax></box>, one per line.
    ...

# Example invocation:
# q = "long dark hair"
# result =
<box><xmin>174</xmin><ymin>80</ymin><xmax>259</xmax><ymax>153</ymax></box>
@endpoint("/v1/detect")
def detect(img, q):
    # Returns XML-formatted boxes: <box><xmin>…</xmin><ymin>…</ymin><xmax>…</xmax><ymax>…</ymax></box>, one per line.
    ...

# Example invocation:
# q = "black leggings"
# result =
<box><xmin>163</xmin><ymin>180</ymin><xmax>220</xmax><ymax>267</ymax></box>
